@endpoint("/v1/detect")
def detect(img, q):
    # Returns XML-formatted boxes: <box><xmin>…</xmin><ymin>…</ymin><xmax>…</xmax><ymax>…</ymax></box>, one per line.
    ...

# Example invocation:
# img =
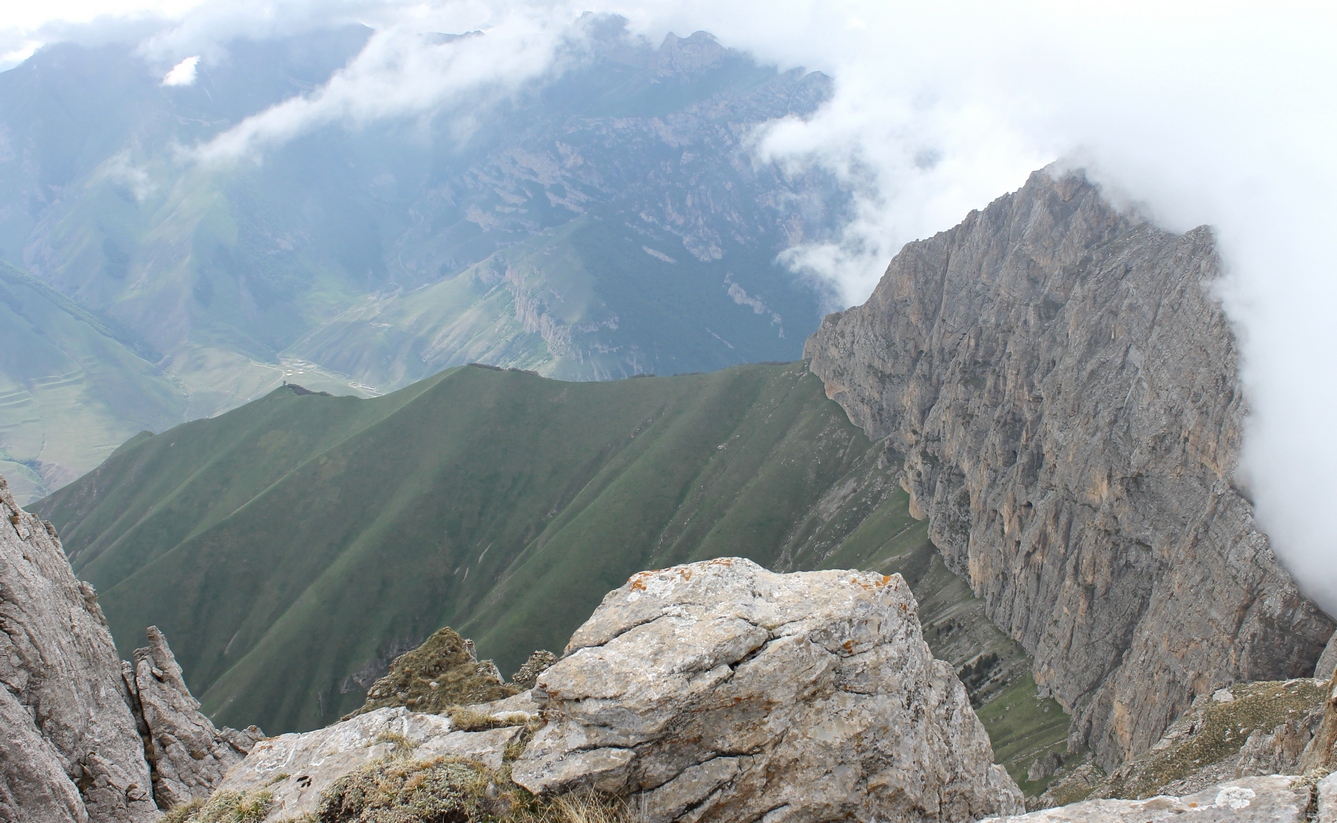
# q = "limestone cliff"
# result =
<box><xmin>0</xmin><ymin>474</ymin><xmax>256</xmax><ymax>820</ymax></box>
<box><xmin>804</xmin><ymin>168</ymin><xmax>1335</xmax><ymax>768</ymax></box>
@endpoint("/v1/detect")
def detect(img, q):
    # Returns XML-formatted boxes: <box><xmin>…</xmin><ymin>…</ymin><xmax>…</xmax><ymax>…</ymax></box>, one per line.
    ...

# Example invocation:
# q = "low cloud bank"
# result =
<box><xmin>4</xmin><ymin>0</ymin><xmax>1336</xmax><ymax>614</ymax></box>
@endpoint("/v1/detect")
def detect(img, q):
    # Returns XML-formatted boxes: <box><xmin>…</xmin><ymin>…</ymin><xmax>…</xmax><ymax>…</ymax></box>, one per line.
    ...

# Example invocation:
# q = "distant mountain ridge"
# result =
<box><xmin>0</xmin><ymin>20</ymin><xmax>842</xmax><ymax>500</ymax></box>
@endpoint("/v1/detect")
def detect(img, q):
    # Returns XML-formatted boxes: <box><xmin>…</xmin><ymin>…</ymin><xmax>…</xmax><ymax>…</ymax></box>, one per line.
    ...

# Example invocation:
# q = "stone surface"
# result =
<box><xmin>1043</xmin><ymin>679</ymin><xmax>1328</xmax><ymax>804</ymax></box>
<box><xmin>1302</xmin><ymin>676</ymin><xmax>1337</xmax><ymax>773</ymax></box>
<box><xmin>1318</xmin><ymin>771</ymin><xmax>1337</xmax><ymax>823</ymax></box>
<box><xmin>805</xmin><ymin>168</ymin><xmax>1334</xmax><ymax>768</ymax></box>
<box><xmin>1318</xmin><ymin>632</ymin><xmax>1337</xmax><ymax>680</ymax></box>
<box><xmin>987</xmin><ymin>776</ymin><xmax>1311</xmax><ymax>822</ymax></box>
<box><xmin>217</xmin><ymin>706</ymin><xmax>522</xmax><ymax>823</ymax></box>
<box><xmin>126</xmin><ymin>626</ymin><xmax>263</xmax><ymax>809</ymax></box>
<box><xmin>512</xmin><ymin>557</ymin><xmax>1023</xmax><ymax>823</ymax></box>
<box><xmin>0</xmin><ymin>474</ymin><xmax>158</xmax><ymax>822</ymax></box>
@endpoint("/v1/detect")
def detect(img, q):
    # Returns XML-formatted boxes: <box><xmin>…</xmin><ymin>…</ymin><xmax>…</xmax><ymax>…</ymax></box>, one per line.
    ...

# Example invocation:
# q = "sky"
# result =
<box><xmin>3</xmin><ymin>0</ymin><xmax>1336</xmax><ymax>613</ymax></box>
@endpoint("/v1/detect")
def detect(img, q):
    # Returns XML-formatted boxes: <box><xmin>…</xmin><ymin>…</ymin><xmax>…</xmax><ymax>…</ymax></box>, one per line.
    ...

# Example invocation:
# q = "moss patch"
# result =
<box><xmin>350</xmin><ymin>627</ymin><xmax>519</xmax><ymax>718</ymax></box>
<box><xmin>159</xmin><ymin>789</ymin><xmax>273</xmax><ymax>823</ymax></box>
<box><xmin>314</xmin><ymin>756</ymin><xmax>629</xmax><ymax>823</ymax></box>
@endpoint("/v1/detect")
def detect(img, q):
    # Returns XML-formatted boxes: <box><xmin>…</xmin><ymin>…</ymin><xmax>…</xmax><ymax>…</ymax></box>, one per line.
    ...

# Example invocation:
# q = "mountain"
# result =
<box><xmin>0</xmin><ymin>21</ymin><xmax>841</xmax><ymax>501</ymax></box>
<box><xmin>35</xmin><ymin>362</ymin><xmax>1070</xmax><ymax>793</ymax></box>
<box><xmin>0</xmin><ymin>260</ymin><xmax>186</xmax><ymax>501</ymax></box>
<box><xmin>0</xmin><ymin>474</ymin><xmax>257</xmax><ymax>822</ymax></box>
<box><xmin>805</xmin><ymin>168</ymin><xmax>1335</xmax><ymax>769</ymax></box>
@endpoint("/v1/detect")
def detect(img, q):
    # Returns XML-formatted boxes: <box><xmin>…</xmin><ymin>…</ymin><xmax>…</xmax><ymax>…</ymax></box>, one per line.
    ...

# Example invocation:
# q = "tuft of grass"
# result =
<box><xmin>350</xmin><ymin>626</ymin><xmax>518</xmax><ymax>719</ymax></box>
<box><xmin>158</xmin><ymin>789</ymin><xmax>273</xmax><ymax>823</ymax></box>
<box><xmin>313</xmin><ymin>756</ymin><xmax>631</xmax><ymax>823</ymax></box>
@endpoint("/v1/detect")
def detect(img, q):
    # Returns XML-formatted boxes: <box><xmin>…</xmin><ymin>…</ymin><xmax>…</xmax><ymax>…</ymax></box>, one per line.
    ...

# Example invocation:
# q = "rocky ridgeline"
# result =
<box><xmin>196</xmin><ymin>558</ymin><xmax>1025</xmax><ymax>823</ymax></box>
<box><xmin>806</xmin><ymin>168</ymin><xmax>1335</xmax><ymax>769</ymax></box>
<box><xmin>0</xmin><ymin>474</ymin><xmax>258</xmax><ymax>822</ymax></box>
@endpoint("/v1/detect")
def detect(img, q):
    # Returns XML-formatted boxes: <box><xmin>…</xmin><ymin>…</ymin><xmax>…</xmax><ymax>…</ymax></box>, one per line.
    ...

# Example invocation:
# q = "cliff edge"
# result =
<box><xmin>805</xmin><ymin>168</ymin><xmax>1334</xmax><ymax>768</ymax></box>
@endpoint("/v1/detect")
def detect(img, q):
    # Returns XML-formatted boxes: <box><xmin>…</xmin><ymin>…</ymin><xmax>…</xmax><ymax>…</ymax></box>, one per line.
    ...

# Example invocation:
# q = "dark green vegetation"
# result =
<box><xmin>352</xmin><ymin>627</ymin><xmax>520</xmax><ymax>718</ymax></box>
<box><xmin>0</xmin><ymin>23</ymin><xmax>841</xmax><ymax>500</ymax></box>
<box><xmin>37</xmin><ymin>363</ymin><xmax>1067</xmax><ymax>790</ymax></box>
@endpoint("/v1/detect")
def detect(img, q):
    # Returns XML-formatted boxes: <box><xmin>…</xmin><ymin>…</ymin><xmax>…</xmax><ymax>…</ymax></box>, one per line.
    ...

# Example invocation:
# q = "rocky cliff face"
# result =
<box><xmin>0</xmin><ymin>473</ymin><xmax>256</xmax><ymax>821</ymax></box>
<box><xmin>805</xmin><ymin>168</ymin><xmax>1335</xmax><ymax>769</ymax></box>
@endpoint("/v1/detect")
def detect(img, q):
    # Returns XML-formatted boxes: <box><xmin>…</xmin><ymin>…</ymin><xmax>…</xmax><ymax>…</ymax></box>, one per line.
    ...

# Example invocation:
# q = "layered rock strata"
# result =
<box><xmin>805</xmin><ymin>168</ymin><xmax>1335</xmax><ymax>767</ymax></box>
<box><xmin>0</xmin><ymin>473</ymin><xmax>256</xmax><ymax>821</ymax></box>
<box><xmin>512</xmin><ymin>558</ymin><xmax>1023</xmax><ymax>823</ymax></box>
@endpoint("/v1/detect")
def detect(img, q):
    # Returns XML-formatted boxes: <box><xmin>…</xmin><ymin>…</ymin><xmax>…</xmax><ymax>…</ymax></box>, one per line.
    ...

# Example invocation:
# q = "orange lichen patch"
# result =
<box><xmin>842</xmin><ymin>640</ymin><xmax>855</xmax><ymax>654</ymax></box>
<box><xmin>879</xmin><ymin>575</ymin><xmax>894</xmax><ymax>587</ymax></box>
<box><xmin>707</xmin><ymin>558</ymin><xmax>734</xmax><ymax>567</ymax></box>
<box><xmin>679</xmin><ymin>568</ymin><xmax>693</xmax><ymax>582</ymax></box>
<box><xmin>629</xmin><ymin>579</ymin><xmax>647</xmax><ymax>592</ymax></box>
<box><xmin>898</xmin><ymin>602</ymin><xmax>909</xmax><ymax>613</ymax></box>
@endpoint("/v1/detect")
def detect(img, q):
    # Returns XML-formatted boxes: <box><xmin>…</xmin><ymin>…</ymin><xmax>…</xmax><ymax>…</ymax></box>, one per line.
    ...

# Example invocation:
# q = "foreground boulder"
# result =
<box><xmin>0</xmin><ymin>474</ymin><xmax>257</xmax><ymax>821</ymax></box>
<box><xmin>987</xmin><ymin>775</ymin><xmax>1321</xmax><ymax>822</ymax></box>
<box><xmin>513</xmin><ymin>558</ymin><xmax>1023</xmax><ymax>822</ymax></box>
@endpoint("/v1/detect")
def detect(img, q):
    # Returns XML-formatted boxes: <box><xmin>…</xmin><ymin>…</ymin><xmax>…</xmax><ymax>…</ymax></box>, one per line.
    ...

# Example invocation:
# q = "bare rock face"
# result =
<box><xmin>215</xmin><ymin>706</ymin><xmax>523</xmax><ymax>822</ymax></box>
<box><xmin>512</xmin><ymin>557</ymin><xmax>1023</xmax><ymax>823</ymax></box>
<box><xmin>0</xmin><ymin>474</ymin><xmax>158</xmax><ymax>822</ymax></box>
<box><xmin>986</xmin><ymin>775</ymin><xmax>1314</xmax><ymax>822</ymax></box>
<box><xmin>805</xmin><ymin>168</ymin><xmax>1335</xmax><ymax>768</ymax></box>
<box><xmin>126</xmin><ymin>626</ymin><xmax>263</xmax><ymax>809</ymax></box>
<box><xmin>1317</xmin><ymin>632</ymin><xmax>1337</xmax><ymax>681</ymax></box>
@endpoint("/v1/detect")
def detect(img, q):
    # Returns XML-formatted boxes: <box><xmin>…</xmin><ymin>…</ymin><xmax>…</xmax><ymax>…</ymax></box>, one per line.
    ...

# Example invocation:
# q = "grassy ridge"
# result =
<box><xmin>36</xmin><ymin>363</ymin><xmax>1068</xmax><ymax>787</ymax></box>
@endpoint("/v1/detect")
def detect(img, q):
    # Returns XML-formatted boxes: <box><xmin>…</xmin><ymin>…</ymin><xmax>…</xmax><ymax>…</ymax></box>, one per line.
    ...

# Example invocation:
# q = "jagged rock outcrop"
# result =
<box><xmin>1037</xmin><ymin>678</ymin><xmax>1329</xmax><ymax>807</ymax></box>
<box><xmin>0</xmin><ymin>474</ymin><xmax>158</xmax><ymax>822</ymax></box>
<box><xmin>513</xmin><ymin>558</ymin><xmax>1024</xmax><ymax>823</ymax></box>
<box><xmin>214</xmin><ymin>706</ymin><xmax>526</xmax><ymax>822</ymax></box>
<box><xmin>510</xmin><ymin>649</ymin><xmax>558</xmax><ymax>690</ymax></box>
<box><xmin>987</xmin><ymin>775</ymin><xmax>1318</xmax><ymax>822</ymax></box>
<box><xmin>0</xmin><ymin>474</ymin><xmax>258</xmax><ymax>821</ymax></box>
<box><xmin>805</xmin><ymin>168</ymin><xmax>1335</xmax><ymax>768</ymax></box>
<box><xmin>126</xmin><ymin>626</ymin><xmax>263</xmax><ymax>809</ymax></box>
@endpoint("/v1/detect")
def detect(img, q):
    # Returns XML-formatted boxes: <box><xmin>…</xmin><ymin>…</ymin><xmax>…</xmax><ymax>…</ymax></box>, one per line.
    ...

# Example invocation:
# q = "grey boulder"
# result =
<box><xmin>512</xmin><ymin>557</ymin><xmax>1023</xmax><ymax>823</ymax></box>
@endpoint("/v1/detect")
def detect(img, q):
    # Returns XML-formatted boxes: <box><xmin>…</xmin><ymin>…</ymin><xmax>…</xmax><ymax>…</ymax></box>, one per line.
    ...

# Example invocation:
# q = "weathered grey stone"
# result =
<box><xmin>1301</xmin><ymin>676</ymin><xmax>1337</xmax><ymax>773</ymax></box>
<box><xmin>988</xmin><ymin>776</ymin><xmax>1312</xmax><ymax>822</ymax></box>
<box><xmin>805</xmin><ymin>168</ymin><xmax>1334</xmax><ymax>768</ymax></box>
<box><xmin>1318</xmin><ymin>632</ymin><xmax>1337</xmax><ymax>680</ymax></box>
<box><xmin>0</xmin><ymin>474</ymin><xmax>158</xmax><ymax>823</ymax></box>
<box><xmin>1317</xmin><ymin>770</ymin><xmax>1337</xmax><ymax>823</ymax></box>
<box><xmin>216</xmin><ymin>706</ymin><xmax>521</xmax><ymax>822</ymax></box>
<box><xmin>127</xmin><ymin>626</ymin><xmax>262</xmax><ymax>809</ymax></box>
<box><xmin>512</xmin><ymin>557</ymin><xmax>1023</xmax><ymax>823</ymax></box>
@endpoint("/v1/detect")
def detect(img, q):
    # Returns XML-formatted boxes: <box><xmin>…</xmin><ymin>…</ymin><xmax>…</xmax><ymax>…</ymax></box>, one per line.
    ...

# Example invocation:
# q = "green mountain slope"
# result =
<box><xmin>0</xmin><ymin>261</ymin><xmax>187</xmax><ymax>500</ymax></box>
<box><xmin>35</xmin><ymin>363</ymin><xmax>1070</xmax><ymax>791</ymax></box>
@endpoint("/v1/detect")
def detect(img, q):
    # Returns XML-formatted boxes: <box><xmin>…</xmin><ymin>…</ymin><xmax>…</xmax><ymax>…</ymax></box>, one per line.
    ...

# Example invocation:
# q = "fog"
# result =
<box><xmin>4</xmin><ymin>1</ymin><xmax>1336</xmax><ymax>614</ymax></box>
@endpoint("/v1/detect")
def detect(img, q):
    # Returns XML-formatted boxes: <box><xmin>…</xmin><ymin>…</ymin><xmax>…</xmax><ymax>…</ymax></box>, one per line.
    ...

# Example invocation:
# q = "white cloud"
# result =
<box><xmin>160</xmin><ymin>53</ymin><xmax>198</xmax><ymax>85</ymax></box>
